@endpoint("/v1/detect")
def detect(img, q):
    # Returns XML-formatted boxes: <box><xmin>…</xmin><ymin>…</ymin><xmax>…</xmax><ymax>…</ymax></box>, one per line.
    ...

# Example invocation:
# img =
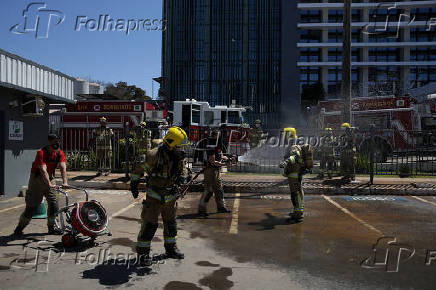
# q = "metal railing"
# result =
<box><xmin>60</xmin><ymin>126</ymin><xmax>436</xmax><ymax>177</ymax></box>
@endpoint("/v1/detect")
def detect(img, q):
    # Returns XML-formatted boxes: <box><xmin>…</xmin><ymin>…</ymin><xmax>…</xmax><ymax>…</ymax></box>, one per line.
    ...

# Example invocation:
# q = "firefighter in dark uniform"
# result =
<box><xmin>340</xmin><ymin>123</ymin><xmax>356</xmax><ymax>183</ymax></box>
<box><xmin>95</xmin><ymin>117</ymin><xmax>114</xmax><ymax>176</ymax></box>
<box><xmin>14</xmin><ymin>134</ymin><xmax>68</xmax><ymax>235</ymax></box>
<box><xmin>198</xmin><ymin>130</ymin><xmax>232</xmax><ymax>217</ymax></box>
<box><xmin>249</xmin><ymin>119</ymin><xmax>266</xmax><ymax>149</ymax></box>
<box><xmin>318</xmin><ymin>128</ymin><xmax>335</xmax><ymax>179</ymax></box>
<box><xmin>135</xmin><ymin>121</ymin><xmax>152</xmax><ymax>161</ymax></box>
<box><xmin>130</xmin><ymin>127</ymin><xmax>190</xmax><ymax>261</ymax></box>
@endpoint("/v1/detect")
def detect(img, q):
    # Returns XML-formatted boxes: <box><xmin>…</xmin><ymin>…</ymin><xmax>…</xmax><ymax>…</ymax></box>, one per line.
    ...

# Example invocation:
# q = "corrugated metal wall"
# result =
<box><xmin>0</xmin><ymin>49</ymin><xmax>74</xmax><ymax>102</ymax></box>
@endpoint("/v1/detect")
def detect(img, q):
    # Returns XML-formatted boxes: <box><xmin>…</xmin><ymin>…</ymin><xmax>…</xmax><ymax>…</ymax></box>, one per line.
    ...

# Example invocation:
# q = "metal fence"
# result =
<box><xmin>59</xmin><ymin>126</ymin><xmax>436</xmax><ymax>177</ymax></box>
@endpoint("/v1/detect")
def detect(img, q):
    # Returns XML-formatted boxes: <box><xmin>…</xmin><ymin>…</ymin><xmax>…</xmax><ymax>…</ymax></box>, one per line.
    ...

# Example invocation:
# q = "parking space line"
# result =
<box><xmin>0</xmin><ymin>197</ymin><xmax>21</xmax><ymax>203</ymax></box>
<box><xmin>109</xmin><ymin>193</ymin><xmax>145</xmax><ymax>220</ymax></box>
<box><xmin>229</xmin><ymin>193</ymin><xmax>240</xmax><ymax>234</ymax></box>
<box><xmin>0</xmin><ymin>204</ymin><xmax>25</xmax><ymax>214</ymax></box>
<box><xmin>411</xmin><ymin>196</ymin><xmax>436</xmax><ymax>207</ymax></box>
<box><xmin>322</xmin><ymin>195</ymin><xmax>383</xmax><ymax>235</ymax></box>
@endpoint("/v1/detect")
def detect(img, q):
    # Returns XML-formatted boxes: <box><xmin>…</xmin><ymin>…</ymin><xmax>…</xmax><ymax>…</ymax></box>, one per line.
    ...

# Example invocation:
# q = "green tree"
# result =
<box><xmin>301</xmin><ymin>82</ymin><xmax>326</xmax><ymax>109</ymax></box>
<box><xmin>105</xmin><ymin>82</ymin><xmax>151</xmax><ymax>100</ymax></box>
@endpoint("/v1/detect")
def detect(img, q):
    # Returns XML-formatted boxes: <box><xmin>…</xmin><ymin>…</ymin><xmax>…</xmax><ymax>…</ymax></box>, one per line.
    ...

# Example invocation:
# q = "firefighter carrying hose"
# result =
<box><xmin>130</xmin><ymin>127</ymin><xmax>191</xmax><ymax>262</ymax></box>
<box><xmin>95</xmin><ymin>117</ymin><xmax>114</xmax><ymax>176</ymax></box>
<box><xmin>279</xmin><ymin>128</ymin><xmax>313</xmax><ymax>223</ymax></box>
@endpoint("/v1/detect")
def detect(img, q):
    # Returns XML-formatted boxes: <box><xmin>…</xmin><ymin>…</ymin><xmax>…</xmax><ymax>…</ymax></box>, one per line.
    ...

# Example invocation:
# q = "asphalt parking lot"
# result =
<box><xmin>0</xmin><ymin>189</ymin><xmax>436</xmax><ymax>289</ymax></box>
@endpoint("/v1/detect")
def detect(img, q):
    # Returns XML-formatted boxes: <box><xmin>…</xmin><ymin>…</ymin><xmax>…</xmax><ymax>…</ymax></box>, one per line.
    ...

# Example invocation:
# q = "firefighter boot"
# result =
<box><xmin>217</xmin><ymin>207</ymin><xmax>231</xmax><ymax>213</ymax></box>
<box><xmin>165</xmin><ymin>244</ymin><xmax>184</xmax><ymax>259</ymax></box>
<box><xmin>290</xmin><ymin>211</ymin><xmax>303</xmax><ymax>223</ymax></box>
<box><xmin>137</xmin><ymin>250</ymin><xmax>152</xmax><ymax>267</ymax></box>
<box><xmin>13</xmin><ymin>224</ymin><xmax>25</xmax><ymax>236</ymax></box>
<box><xmin>48</xmin><ymin>226</ymin><xmax>63</xmax><ymax>235</ymax></box>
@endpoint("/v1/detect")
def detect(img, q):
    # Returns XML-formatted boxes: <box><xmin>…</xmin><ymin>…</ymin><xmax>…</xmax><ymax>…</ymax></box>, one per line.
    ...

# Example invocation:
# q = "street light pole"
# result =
<box><xmin>342</xmin><ymin>0</ymin><xmax>352</xmax><ymax>124</ymax></box>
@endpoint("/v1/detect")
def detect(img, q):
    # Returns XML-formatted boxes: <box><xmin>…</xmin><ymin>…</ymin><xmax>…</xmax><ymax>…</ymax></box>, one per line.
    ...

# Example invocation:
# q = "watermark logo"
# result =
<box><xmin>75</xmin><ymin>15</ymin><xmax>166</xmax><ymax>35</ymax></box>
<box><xmin>10</xmin><ymin>2</ymin><xmax>65</xmax><ymax>39</ymax></box>
<box><xmin>362</xmin><ymin>3</ymin><xmax>436</xmax><ymax>38</ymax></box>
<box><xmin>10</xmin><ymin>2</ymin><xmax>165</xmax><ymax>39</ymax></box>
<box><xmin>9</xmin><ymin>239</ymin><xmax>65</xmax><ymax>272</ymax></box>
<box><xmin>361</xmin><ymin>237</ymin><xmax>415</xmax><ymax>272</ymax></box>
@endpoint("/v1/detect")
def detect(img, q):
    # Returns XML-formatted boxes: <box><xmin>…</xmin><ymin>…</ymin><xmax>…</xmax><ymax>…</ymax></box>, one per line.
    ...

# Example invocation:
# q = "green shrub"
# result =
<box><xmin>355</xmin><ymin>153</ymin><xmax>370</xmax><ymax>174</ymax></box>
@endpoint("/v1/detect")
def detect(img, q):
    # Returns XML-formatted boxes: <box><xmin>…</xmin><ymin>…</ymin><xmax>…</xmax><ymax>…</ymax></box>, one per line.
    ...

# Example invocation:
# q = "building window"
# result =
<box><xmin>328</xmin><ymin>29</ymin><xmax>361</xmax><ymax>43</ymax></box>
<box><xmin>369</xmin><ymin>48</ymin><xmax>400</xmax><ymax>62</ymax></box>
<box><xmin>410</xmin><ymin>66</ymin><xmax>436</xmax><ymax>88</ymax></box>
<box><xmin>328</xmin><ymin>48</ymin><xmax>360</xmax><ymax>62</ymax></box>
<box><xmin>411</xmin><ymin>48</ymin><xmax>436</xmax><ymax>61</ymax></box>
<box><xmin>300</xmin><ymin>9</ymin><xmax>321</xmax><ymax>23</ymax></box>
<box><xmin>300</xmin><ymin>29</ymin><xmax>322</xmax><ymax>43</ymax></box>
<box><xmin>300</xmin><ymin>48</ymin><xmax>320</xmax><ymax>62</ymax></box>
<box><xmin>328</xmin><ymin>10</ymin><xmax>343</xmax><ymax>23</ymax></box>
<box><xmin>368</xmin><ymin>66</ymin><xmax>400</xmax><ymax>96</ymax></box>
<box><xmin>411</xmin><ymin>27</ymin><xmax>435</xmax><ymax>42</ymax></box>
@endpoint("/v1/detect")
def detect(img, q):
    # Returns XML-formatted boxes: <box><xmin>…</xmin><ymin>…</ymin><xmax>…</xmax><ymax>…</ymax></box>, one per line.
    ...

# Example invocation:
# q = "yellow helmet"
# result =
<box><xmin>325</xmin><ymin>127</ymin><xmax>333</xmax><ymax>132</ymax></box>
<box><xmin>284</xmin><ymin>127</ymin><xmax>297</xmax><ymax>139</ymax></box>
<box><xmin>341</xmin><ymin>123</ymin><xmax>351</xmax><ymax>129</ymax></box>
<box><xmin>163</xmin><ymin>127</ymin><xmax>189</xmax><ymax>149</ymax></box>
<box><xmin>99</xmin><ymin>117</ymin><xmax>107</xmax><ymax>123</ymax></box>
<box><xmin>139</xmin><ymin>121</ymin><xmax>147</xmax><ymax>128</ymax></box>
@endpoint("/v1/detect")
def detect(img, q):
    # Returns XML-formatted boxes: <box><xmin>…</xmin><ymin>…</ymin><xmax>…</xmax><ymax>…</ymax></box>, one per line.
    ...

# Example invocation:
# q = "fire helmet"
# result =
<box><xmin>341</xmin><ymin>123</ymin><xmax>351</xmax><ymax>129</ymax></box>
<box><xmin>284</xmin><ymin>127</ymin><xmax>297</xmax><ymax>139</ymax></box>
<box><xmin>163</xmin><ymin>127</ymin><xmax>189</xmax><ymax>149</ymax></box>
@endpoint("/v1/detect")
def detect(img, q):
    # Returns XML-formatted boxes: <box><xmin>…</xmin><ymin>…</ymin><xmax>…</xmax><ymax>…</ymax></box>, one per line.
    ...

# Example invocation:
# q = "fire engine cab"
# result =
<box><xmin>172</xmin><ymin>99</ymin><xmax>248</xmax><ymax>143</ymax></box>
<box><xmin>60</xmin><ymin>100</ymin><xmax>167</xmax><ymax>150</ymax></box>
<box><xmin>319</xmin><ymin>96</ymin><xmax>421</xmax><ymax>160</ymax></box>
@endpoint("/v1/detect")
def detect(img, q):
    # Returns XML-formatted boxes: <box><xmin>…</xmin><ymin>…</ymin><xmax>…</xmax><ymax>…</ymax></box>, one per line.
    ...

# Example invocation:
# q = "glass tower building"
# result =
<box><xmin>162</xmin><ymin>0</ymin><xmax>299</xmax><ymax>128</ymax></box>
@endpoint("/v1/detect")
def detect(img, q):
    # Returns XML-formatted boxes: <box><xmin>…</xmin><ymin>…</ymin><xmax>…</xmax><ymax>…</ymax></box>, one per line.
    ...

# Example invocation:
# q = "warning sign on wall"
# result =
<box><xmin>9</xmin><ymin>120</ymin><xmax>23</xmax><ymax>141</ymax></box>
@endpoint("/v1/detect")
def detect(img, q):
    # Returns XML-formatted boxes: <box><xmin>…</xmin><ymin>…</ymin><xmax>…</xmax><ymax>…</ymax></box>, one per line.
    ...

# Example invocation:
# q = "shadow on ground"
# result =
<box><xmin>247</xmin><ymin>213</ymin><xmax>296</xmax><ymax>231</ymax></box>
<box><xmin>82</xmin><ymin>255</ymin><xmax>168</xmax><ymax>286</ymax></box>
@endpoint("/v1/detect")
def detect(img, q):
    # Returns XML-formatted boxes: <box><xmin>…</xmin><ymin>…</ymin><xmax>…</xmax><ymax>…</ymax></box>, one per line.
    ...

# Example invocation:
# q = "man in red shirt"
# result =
<box><xmin>13</xmin><ymin>134</ymin><xmax>69</xmax><ymax>235</ymax></box>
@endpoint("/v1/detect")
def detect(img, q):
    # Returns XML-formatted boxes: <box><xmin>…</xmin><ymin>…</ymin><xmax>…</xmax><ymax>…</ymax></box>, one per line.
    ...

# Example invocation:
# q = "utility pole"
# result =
<box><xmin>342</xmin><ymin>0</ymin><xmax>352</xmax><ymax>124</ymax></box>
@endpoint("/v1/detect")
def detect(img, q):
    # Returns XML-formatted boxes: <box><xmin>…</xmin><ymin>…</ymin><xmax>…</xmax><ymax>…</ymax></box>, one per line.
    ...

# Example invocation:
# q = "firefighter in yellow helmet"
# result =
<box><xmin>130</xmin><ymin>126</ymin><xmax>190</xmax><ymax>263</ymax></box>
<box><xmin>340</xmin><ymin>122</ymin><xmax>356</xmax><ymax>183</ymax></box>
<box><xmin>95</xmin><ymin>117</ymin><xmax>114</xmax><ymax>176</ymax></box>
<box><xmin>318</xmin><ymin>128</ymin><xmax>335</xmax><ymax>179</ymax></box>
<box><xmin>280</xmin><ymin>128</ymin><xmax>313</xmax><ymax>223</ymax></box>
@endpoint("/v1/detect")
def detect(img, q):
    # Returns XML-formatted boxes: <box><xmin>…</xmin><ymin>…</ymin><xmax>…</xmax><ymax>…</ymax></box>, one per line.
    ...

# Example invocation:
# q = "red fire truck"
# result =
<box><xmin>61</xmin><ymin>100</ymin><xmax>167</xmax><ymax>150</ymax></box>
<box><xmin>172</xmin><ymin>99</ymin><xmax>249</xmax><ymax>144</ymax></box>
<box><xmin>319</xmin><ymin>96</ymin><xmax>422</xmax><ymax>160</ymax></box>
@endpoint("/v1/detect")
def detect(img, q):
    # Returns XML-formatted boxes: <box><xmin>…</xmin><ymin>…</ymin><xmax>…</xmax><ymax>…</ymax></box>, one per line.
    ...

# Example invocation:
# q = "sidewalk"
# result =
<box><xmin>64</xmin><ymin>171</ymin><xmax>436</xmax><ymax>196</ymax></box>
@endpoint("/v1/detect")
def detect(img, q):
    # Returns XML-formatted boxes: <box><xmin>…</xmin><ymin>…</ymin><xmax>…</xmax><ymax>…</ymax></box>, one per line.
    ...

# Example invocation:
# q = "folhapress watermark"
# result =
<box><xmin>362</xmin><ymin>3</ymin><xmax>436</xmax><ymax>39</ymax></box>
<box><xmin>10</xmin><ymin>2</ymin><xmax>65</xmax><ymax>39</ymax></box>
<box><xmin>10</xmin><ymin>2</ymin><xmax>165</xmax><ymax>39</ymax></box>
<box><xmin>361</xmin><ymin>237</ymin><xmax>436</xmax><ymax>272</ymax></box>
<box><xmin>75</xmin><ymin>15</ymin><xmax>166</xmax><ymax>35</ymax></box>
<box><xmin>8</xmin><ymin>241</ymin><xmax>165</xmax><ymax>273</ymax></box>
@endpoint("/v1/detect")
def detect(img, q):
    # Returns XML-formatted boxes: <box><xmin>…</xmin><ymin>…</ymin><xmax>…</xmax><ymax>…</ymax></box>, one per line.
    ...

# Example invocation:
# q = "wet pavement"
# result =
<box><xmin>0</xmin><ymin>189</ymin><xmax>436</xmax><ymax>289</ymax></box>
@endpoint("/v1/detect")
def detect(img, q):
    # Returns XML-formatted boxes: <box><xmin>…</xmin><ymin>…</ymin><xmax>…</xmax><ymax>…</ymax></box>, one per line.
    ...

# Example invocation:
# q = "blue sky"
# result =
<box><xmin>1</xmin><ymin>0</ymin><xmax>163</xmax><ymax>98</ymax></box>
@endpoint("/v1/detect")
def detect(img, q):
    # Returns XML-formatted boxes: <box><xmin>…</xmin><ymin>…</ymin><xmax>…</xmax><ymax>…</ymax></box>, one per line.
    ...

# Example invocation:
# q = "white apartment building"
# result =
<box><xmin>297</xmin><ymin>0</ymin><xmax>436</xmax><ymax>99</ymax></box>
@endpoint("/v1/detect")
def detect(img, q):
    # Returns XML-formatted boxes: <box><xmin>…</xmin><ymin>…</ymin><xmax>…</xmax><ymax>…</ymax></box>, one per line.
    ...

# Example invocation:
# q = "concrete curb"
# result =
<box><xmin>66</xmin><ymin>180</ymin><xmax>436</xmax><ymax>196</ymax></box>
